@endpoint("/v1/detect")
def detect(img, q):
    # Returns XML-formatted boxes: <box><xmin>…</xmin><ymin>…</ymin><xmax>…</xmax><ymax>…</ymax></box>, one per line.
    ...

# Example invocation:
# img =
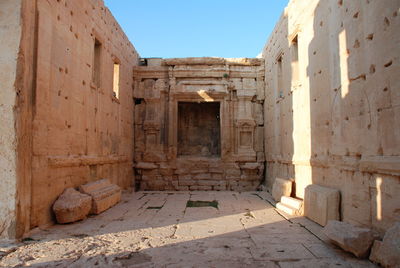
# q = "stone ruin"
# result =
<box><xmin>133</xmin><ymin>57</ymin><xmax>265</xmax><ymax>191</ymax></box>
<box><xmin>0</xmin><ymin>2</ymin><xmax>399</xmax><ymax>263</ymax></box>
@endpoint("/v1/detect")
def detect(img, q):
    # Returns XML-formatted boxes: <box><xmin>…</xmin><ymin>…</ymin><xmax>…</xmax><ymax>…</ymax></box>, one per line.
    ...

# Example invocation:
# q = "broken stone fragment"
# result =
<box><xmin>369</xmin><ymin>222</ymin><xmax>400</xmax><ymax>267</ymax></box>
<box><xmin>52</xmin><ymin>188</ymin><xmax>92</xmax><ymax>224</ymax></box>
<box><xmin>79</xmin><ymin>179</ymin><xmax>121</xmax><ymax>214</ymax></box>
<box><xmin>323</xmin><ymin>220</ymin><xmax>378</xmax><ymax>258</ymax></box>
<box><xmin>271</xmin><ymin>178</ymin><xmax>293</xmax><ymax>202</ymax></box>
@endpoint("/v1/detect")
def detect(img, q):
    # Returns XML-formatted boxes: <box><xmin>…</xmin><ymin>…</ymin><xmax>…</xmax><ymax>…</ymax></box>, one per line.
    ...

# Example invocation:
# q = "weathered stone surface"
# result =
<box><xmin>304</xmin><ymin>185</ymin><xmax>340</xmax><ymax>226</ymax></box>
<box><xmin>79</xmin><ymin>179</ymin><xmax>121</xmax><ymax>215</ymax></box>
<box><xmin>0</xmin><ymin>0</ymin><xmax>24</xmax><ymax>240</ymax></box>
<box><xmin>135</xmin><ymin>162</ymin><xmax>158</xmax><ymax>169</ymax></box>
<box><xmin>262</xmin><ymin>0</ymin><xmax>400</xmax><ymax>233</ymax></box>
<box><xmin>272</xmin><ymin>178</ymin><xmax>293</xmax><ymax>202</ymax></box>
<box><xmin>2</xmin><ymin>0</ymin><xmax>399</xmax><ymax>243</ymax></box>
<box><xmin>323</xmin><ymin>220</ymin><xmax>377</xmax><ymax>258</ymax></box>
<box><xmin>52</xmin><ymin>188</ymin><xmax>92</xmax><ymax>224</ymax></box>
<box><xmin>162</xmin><ymin>57</ymin><xmax>263</xmax><ymax>66</ymax></box>
<box><xmin>369</xmin><ymin>222</ymin><xmax>400</xmax><ymax>267</ymax></box>
<box><xmin>134</xmin><ymin>57</ymin><xmax>264</xmax><ymax>191</ymax></box>
<box><xmin>0</xmin><ymin>192</ymin><xmax>374</xmax><ymax>267</ymax></box>
<box><xmin>276</xmin><ymin>196</ymin><xmax>304</xmax><ymax>216</ymax></box>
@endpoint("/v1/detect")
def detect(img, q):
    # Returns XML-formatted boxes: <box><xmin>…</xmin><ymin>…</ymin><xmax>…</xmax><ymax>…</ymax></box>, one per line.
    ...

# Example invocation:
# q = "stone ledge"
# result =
<box><xmin>266</xmin><ymin>156</ymin><xmax>400</xmax><ymax>176</ymax></box>
<box><xmin>162</xmin><ymin>57</ymin><xmax>264</xmax><ymax>66</ymax></box>
<box><xmin>48</xmin><ymin>155</ymin><xmax>128</xmax><ymax>168</ymax></box>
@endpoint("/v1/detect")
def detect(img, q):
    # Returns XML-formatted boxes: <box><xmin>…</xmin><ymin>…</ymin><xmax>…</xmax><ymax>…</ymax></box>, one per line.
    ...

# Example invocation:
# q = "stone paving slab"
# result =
<box><xmin>0</xmin><ymin>191</ymin><xmax>376</xmax><ymax>267</ymax></box>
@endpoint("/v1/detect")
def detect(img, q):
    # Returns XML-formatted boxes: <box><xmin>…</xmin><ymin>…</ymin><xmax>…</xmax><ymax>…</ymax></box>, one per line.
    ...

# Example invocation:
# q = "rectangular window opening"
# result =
<box><xmin>277</xmin><ymin>54</ymin><xmax>283</xmax><ymax>98</ymax></box>
<box><xmin>291</xmin><ymin>35</ymin><xmax>299</xmax><ymax>82</ymax></box>
<box><xmin>178</xmin><ymin>102</ymin><xmax>221</xmax><ymax>157</ymax></box>
<box><xmin>113</xmin><ymin>62</ymin><xmax>120</xmax><ymax>99</ymax></box>
<box><xmin>92</xmin><ymin>38</ymin><xmax>102</xmax><ymax>88</ymax></box>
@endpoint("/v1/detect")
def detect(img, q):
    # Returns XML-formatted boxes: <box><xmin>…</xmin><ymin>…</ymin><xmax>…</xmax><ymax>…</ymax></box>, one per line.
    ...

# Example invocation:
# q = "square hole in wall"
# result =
<box><xmin>178</xmin><ymin>102</ymin><xmax>221</xmax><ymax>157</ymax></box>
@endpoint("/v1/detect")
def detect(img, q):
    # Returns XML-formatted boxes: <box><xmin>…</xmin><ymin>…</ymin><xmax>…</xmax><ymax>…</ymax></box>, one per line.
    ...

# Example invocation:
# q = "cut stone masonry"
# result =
<box><xmin>133</xmin><ymin>57</ymin><xmax>265</xmax><ymax>191</ymax></box>
<box><xmin>0</xmin><ymin>0</ymin><xmax>399</xmax><ymax>245</ymax></box>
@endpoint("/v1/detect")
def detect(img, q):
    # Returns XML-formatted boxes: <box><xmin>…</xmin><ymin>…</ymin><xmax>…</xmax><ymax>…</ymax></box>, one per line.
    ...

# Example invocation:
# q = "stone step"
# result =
<box><xmin>280</xmin><ymin>196</ymin><xmax>303</xmax><ymax>210</ymax></box>
<box><xmin>276</xmin><ymin>202</ymin><xmax>299</xmax><ymax>216</ymax></box>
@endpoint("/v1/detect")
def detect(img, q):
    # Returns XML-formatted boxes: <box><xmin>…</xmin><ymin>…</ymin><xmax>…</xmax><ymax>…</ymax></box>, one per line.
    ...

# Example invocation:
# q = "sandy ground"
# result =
<box><xmin>0</xmin><ymin>191</ymin><xmax>377</xmax><ymax>267</ymax></box>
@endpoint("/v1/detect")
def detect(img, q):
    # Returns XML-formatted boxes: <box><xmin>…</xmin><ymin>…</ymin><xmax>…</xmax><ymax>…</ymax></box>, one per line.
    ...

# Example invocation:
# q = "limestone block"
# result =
<box><xmin>243</xmin><ymin>78</ymin><xmax>257</xmax><ymax>90</ymax></box>
<box><xmin>254</xmin><ymin>127</ymin><xmax>264</xmax><ymax>152</ymax></box>
<box><xmin>369</xmin><ymin>222</ymin><xmax>400</xmax><ymax>267</ymax></box>
<box><xmin>323</xmin><ymin>220</ymin><xmax>377</xmax><ymax>258</ymax></box>
<box><xmin>79</xmin><ymin>179</ymin><xmax>121</xmax><ymax>215</ymax></box>
<box><xmin>159</xmin><ymin>168</ymin><xmax>174</xmax><ymax>176</ymax></box>
<box><xmin>209</xmin><ymin>168</ymin><xmax>224</xmax><ymax>174</ymax></box>
<box><xmin>231</xmin><ymin>78</ymin><xmax>242</xmax><ymax>90</ymax></box>
<box><xmin>257</xmin><ymin>152</ymin><xmax>265</xmax><ymax>162</ymax></box>
<box><xmin>197</xmin><ymin>180</ymin><xmax>220</xmax><ymax>186</ymax></box>
<box><xmin>226</xmin><ymin>169</ymin><xmax>241</xmax><ymax>177</ymax></box>
<box><xmin>197</xmin><ymin>186</ymin><xmax>212</xmax><ymax>191</ymax></box>
<box><xmin>253</xmin><ymin>103</ymin><xmax>264</xmax><ymax>126</ymax></box>
<box><xmin>193</xmin><ymin>173</ymin><xmax>212</xmax><ymax>180</ymax></box>
<box><xmin>272</xmin><ymin>178</ymin><xmax>293</xmax><ymax>202</ymax></box>
<box><xmin>240</xmin><ymin>162</ymin><xmax>261</xmax><ymax>170</ymax></box>
<box><xmin>304</xmin><ymin>184</ymin><xmax>340</xmax><ymax>226</ymax></box>
<box><xmin>53</xmin><ymin>188</ymin><xmax>92</xmax><ymax>224</ymax></box>
<box><xmin>135</xmin><ymin>162</ymin><xmax>158</xmax><ymax>169</ymax></box>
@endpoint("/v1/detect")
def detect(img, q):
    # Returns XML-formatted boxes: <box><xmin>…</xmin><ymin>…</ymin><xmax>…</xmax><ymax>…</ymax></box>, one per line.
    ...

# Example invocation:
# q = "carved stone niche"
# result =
<box><xmin>235</xmin><ymin>119</ymin><xmax>256</xmax><ymax>159</ymax></box>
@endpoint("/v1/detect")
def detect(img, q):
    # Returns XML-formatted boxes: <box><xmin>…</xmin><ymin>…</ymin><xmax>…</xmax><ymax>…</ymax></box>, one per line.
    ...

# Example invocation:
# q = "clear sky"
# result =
<box><xmin>104</xmin><ymin>0</ymin><xmax>289</xmax><ymax>58</ymax></box>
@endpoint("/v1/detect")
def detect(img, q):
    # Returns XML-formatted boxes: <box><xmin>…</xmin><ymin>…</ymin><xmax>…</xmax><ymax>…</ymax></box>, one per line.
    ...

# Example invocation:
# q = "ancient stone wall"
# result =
<box><xmin>133</xmin><ymin>58</ymin><xmax>265</xmax><ymax>191</ymax></box>
<box><xmin>27</xmin><ymin>0</ymin><xmax>139</xmax><ymax>229</ymax></box>
<box><xmin>262</xmin><ymin>0</ymin><xmax>400</xmax><ymax>233</ymax></box>
<box><xmin>0</xmin><ymin>0</ymin><xmax>23</xmax><ymax>240</ymax></box>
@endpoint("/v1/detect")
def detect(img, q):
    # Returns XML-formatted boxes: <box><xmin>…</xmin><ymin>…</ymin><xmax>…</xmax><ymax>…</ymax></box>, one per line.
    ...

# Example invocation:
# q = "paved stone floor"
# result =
<box><xmin>0</xmin><ymin>192</ymin><xmax>377</xmax><ymax>267</ymax></box>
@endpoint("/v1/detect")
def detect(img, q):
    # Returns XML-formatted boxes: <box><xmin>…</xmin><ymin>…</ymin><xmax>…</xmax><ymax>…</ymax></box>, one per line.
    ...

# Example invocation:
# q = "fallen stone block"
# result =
<box><xmin>369</xmin><ymin>222</ymin><xmax>400</xmax><ymax>267</ymax></box>
<box><xmin>79</xmin><ymin>179</ymin><xmax>122</xmax><ymax>214</ymax></box>
<box><xmin>304</xmin><ymin>184</ymin><xmax>340</xmax><ymax>226</ymax></box>
<box><xmin>323</xmin><ymin>220</ymin><xmax>377</xmax><ymax>258</ymax></box>
<box><xmin>53</xmin><ymin>188</ymin><xmax>92</xmax><ymax>224</ymax></box>
<box><xmin>276</xmin><ymin>196</ymin><xmax>304</xmax><ymax>216</ymax></box>
<box><xmin>272</xmin><ymin>178</ymin><xmax>293</xmax><ymax>202</ymax></box>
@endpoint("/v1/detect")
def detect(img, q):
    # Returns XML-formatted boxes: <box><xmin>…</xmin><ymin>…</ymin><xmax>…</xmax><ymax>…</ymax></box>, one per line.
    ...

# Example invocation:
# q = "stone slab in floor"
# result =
<box><xmin>0</xmin><ymin>191</ymin><xmax>376</xmax><ymax>268</ymax></box>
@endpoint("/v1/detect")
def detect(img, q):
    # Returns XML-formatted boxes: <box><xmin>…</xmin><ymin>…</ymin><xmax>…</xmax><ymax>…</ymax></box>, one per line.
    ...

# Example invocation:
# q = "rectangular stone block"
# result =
<box><xmin>179</xmin><ymin>180</ymin><xmax>193</xmax><ymax>186</ymax></box>
<box><xmin>272</xmin><ymin>178</ymin><xmax>293</xmax><ymax>202</ymax></box>
<box><xmin>197</xmin><ymin>180</ymin><xmax>220</xmax><ymax>186</ymax></box>
<box><xmin>193</xmin><ymin>173</ymin><xmax>211</xmax><ymax>180</ymax></box>
<box><xmin>212</xmin><ymin>174</ymin><xmax>223</xmax><ymax>180</ymax></box>
<box><xmin>79</xmin><ymin>179</ymin><xmax>121</xmax><ymax>215</ymax></box>
<box><xmin>197</xmin><ymin>186</ymin><xmax>212</xmax><ymax>191</ymax></box>
<box><xmin>226</xmin><ymin>168</ymin><xmax>241</xmax><ymax>177</ymax></box>
<box><xmin>304</xmin><ymin>184</ymin><xmax>340</xmax><ymax>226</ymax></box>
<box><xmin>159</xmin><ymin>168</ymin><xmax>174</xmax><ymax>176</ymax></box>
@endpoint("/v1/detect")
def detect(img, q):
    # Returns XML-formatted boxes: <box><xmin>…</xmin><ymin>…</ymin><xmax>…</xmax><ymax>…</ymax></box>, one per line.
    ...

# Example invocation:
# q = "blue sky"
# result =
<box><xmin>104</xmin><ymin>0</ymin><xmax>289</xmax><ymax>58</ymax></box>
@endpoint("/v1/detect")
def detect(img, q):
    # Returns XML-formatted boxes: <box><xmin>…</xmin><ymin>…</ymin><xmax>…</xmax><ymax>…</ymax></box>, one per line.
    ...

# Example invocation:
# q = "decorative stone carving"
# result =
<box><xmin>79</xmin><ymin>179</ymin><xmax>122</xmax><ymax>215</ymax></box>
<box><xmin>133</xmin><ymin>58</ymin><xmax>265</xmax><ymax>191</ymax></box>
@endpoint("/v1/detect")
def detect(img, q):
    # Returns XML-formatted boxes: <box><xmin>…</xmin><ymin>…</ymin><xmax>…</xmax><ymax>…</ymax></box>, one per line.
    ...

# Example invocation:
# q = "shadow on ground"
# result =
<box><xmin>0</xmin><ymin>192</ymin><xmax>376</xmax><ymax>267</ymax></box>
